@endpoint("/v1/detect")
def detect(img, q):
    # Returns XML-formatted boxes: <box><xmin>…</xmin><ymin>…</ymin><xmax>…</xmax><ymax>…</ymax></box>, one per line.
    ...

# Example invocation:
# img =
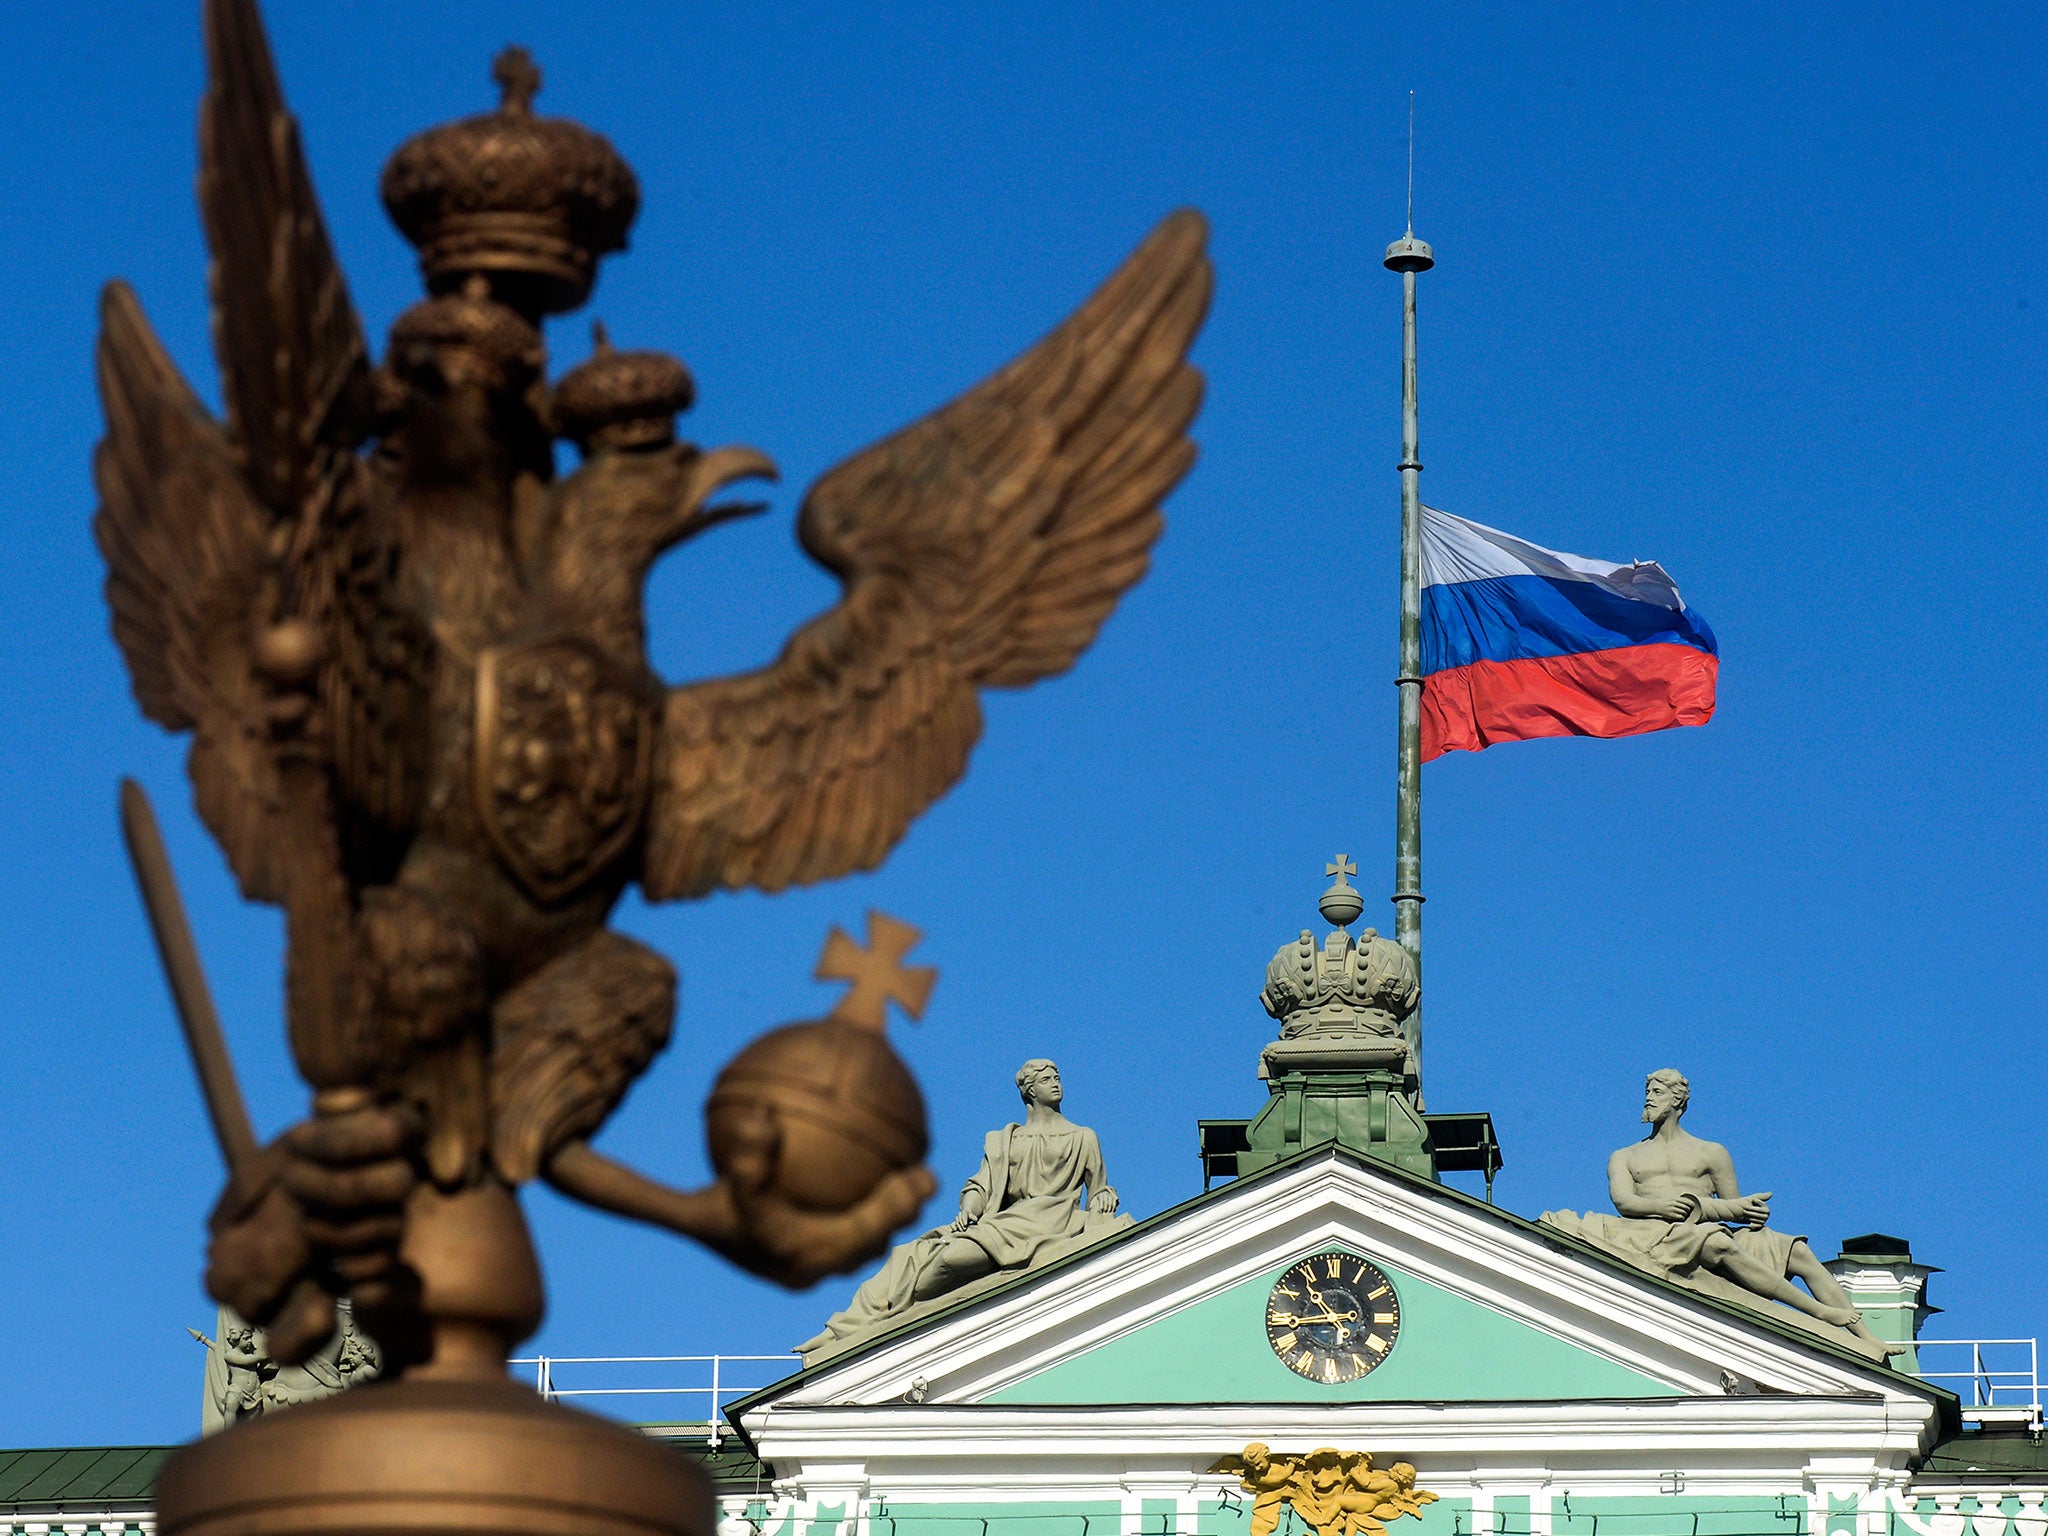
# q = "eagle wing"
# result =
<box><xmin>198</xmin><ymin>0</ymin><xmax>374</xmax><ymax>528</ymax></box>
<box><xmin>96</xmin><ymin>284</ymin><xmax>291</xmax><ymax>901</ymax></box>
<box><xmin>96</xmin><ymin>0</ymin><xmax>413</xmax><ymax>900</ymax></box>
<box><xmin>200</xmin><ymin>0</ymin><xmax>423</xmax><ymax>852</ymax></box>
<box><xmin>642</xmin><ymin>209</ymin><xmax>1210</xmax><ymax>900</ymax></box>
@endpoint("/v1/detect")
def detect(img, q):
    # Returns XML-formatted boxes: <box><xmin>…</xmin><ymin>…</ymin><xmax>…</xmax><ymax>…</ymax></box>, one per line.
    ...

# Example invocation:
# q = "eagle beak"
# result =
<box><xmin>673</xmin><ymin>445</ymin><xmax>779</xmax><ymax>541</ymax></box>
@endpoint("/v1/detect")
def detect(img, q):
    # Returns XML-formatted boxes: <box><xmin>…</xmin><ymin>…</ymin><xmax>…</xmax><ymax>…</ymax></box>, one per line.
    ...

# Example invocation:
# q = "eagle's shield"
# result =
<box><xmin>475</xmin><ymin>636</ymin><xmax>654</xmax><ymax>903</ymax></box>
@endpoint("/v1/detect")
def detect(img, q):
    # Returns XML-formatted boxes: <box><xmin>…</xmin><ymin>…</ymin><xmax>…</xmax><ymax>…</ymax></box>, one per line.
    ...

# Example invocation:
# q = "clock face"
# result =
<box><xmin>1266</xmin><ymin>1249</ymin><xmax>1401</xmax><ymax>1383</ymax></box>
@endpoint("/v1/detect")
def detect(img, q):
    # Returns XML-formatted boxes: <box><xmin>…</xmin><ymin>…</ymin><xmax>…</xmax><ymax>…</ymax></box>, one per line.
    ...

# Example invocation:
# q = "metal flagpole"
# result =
<box><xmin>1384</xmin><ymin>98</ymin><xmax>1433</xmax><ymax>1093</ymax></box>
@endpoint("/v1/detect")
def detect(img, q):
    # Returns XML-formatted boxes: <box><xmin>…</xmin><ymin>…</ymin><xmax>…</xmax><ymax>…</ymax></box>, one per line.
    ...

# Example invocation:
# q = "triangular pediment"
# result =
<box><xmin>983</xmin><ymin>1249</ymin><xmax>1670</xmax><ymax>1403</ymax></box>
<box><xmin>751</xmin><ymin>1147</ymin><xmax>1943</xmax><ymax>1416</ymax></box>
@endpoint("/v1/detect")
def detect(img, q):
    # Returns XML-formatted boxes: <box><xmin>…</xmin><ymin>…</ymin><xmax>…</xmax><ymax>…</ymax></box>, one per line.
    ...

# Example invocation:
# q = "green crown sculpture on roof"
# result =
<box><xmin>1231</xmin><ymin>857</ymin><xmax>1435</xmax><ymax>1182</ymax></box>
<box><xmin>1260</xmin><ymin>854</ymin><xmax>1419</xmax><ymax>1072</ymax></box>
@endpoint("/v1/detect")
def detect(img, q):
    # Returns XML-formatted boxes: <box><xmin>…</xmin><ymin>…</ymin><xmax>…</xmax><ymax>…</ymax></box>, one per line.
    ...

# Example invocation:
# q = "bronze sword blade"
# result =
<box><xmin>118</xmin><ymin>777</ymin><xmax>259</xmax><ymax>1172</ymax></box>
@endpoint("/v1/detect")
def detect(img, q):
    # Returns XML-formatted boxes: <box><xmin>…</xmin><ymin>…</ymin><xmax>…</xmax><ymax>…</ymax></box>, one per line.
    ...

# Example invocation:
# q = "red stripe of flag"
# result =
<box><xmin>1422</xmin><ymin>643</ymin><xmax>1718</xmax><ymax>761</ymax></box>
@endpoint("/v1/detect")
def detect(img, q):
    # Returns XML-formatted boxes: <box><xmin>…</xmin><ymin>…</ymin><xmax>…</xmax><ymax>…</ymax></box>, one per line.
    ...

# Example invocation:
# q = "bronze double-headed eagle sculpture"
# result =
<box><xmin>96</xmin><ymin>2</ymin><xmax>1206</xmax><ymax>1529</ymax></box>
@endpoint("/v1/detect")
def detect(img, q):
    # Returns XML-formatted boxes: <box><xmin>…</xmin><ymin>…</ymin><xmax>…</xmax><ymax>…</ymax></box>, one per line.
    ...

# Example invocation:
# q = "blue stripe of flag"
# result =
<box><xmin>1422</xmin><ymin>574</ymin><xmax>1720</xmax><ymax>675</ymax></box>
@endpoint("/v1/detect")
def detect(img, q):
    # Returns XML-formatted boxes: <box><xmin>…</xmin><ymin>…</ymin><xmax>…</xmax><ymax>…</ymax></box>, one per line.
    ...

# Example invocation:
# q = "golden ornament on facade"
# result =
<box><xmin>1210</xmin><ymin>1446</ymin><xmax>1440</xmax><ymax>1536</ymax></box>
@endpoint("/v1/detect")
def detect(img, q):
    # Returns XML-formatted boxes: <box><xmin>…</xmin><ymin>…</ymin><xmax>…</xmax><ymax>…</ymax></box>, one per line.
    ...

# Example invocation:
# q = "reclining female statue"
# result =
<box><xmin>799</xmin><ymin>1059</ymin><xmax>1132</xmax><ymax>1359</ymax></box>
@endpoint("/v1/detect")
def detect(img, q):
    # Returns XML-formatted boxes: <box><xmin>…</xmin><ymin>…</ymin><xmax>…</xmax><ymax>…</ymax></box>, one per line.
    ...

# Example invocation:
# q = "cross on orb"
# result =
<box><xmin>816</xmin><ymin>910</ymin><xmax>938</xmax><ymax>1031</ymax></box>
<box><xmin>492</xmin><ymin>47</ymin><xmax>542</xmax><ymax>115</ymax></box>
<box><xmin>1326</xmin><ymin>854</ymin><xmax>1357</xmax><ymax>883</ymax></box>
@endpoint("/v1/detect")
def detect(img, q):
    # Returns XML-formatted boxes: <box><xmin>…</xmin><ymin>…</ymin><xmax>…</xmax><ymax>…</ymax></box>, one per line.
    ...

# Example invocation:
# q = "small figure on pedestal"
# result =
<box><xmin>195</xmin><ymin>1301</ymin><xmax>380</xmax><ymax>1434</ymax></box>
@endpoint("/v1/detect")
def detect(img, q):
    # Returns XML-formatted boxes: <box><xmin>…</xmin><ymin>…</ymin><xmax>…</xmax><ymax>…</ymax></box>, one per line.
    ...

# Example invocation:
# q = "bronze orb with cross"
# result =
<box><xmin>705</xmin><ymin>912</ymin><xmax>935</xmax><ymax>1212</ymax></box>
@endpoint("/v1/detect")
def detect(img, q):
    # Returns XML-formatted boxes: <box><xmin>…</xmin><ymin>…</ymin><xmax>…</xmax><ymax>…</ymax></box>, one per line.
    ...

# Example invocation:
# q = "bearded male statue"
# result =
<box><xmin>1542</xmin><ymin>1069</ymin><xmax>1900</xmax><ymax>1359</ymax></box>
<box><xmin>799</xmin><ymin>1059</ymin><xmax>1131</xmax><ymax>1361</ymax></box>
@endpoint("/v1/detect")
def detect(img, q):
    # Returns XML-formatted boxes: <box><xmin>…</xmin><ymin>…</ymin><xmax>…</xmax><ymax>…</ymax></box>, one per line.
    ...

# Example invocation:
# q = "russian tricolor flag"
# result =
<box><xmin>1420</xmin><ymin>506</ymin><xmax>1718</xmax><ymax>761</ymax></box>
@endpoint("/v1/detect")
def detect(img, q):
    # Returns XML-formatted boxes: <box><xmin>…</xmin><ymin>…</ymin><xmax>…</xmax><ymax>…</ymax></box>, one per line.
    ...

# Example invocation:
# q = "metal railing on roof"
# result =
<box><xmin>1913</xmin><ymin>1338</ymin><xmax>2042</xmax><ymax>1427</ymax></box>
<box><xmin>509</xmin><ymin>1354</ymin><xmax>794</xmax><ymax>1447</ymax></box>
<box><xmin>506</xmin><ymin>1337</ymin><xmax>2046</xmax><ymax>1445</ymax></box>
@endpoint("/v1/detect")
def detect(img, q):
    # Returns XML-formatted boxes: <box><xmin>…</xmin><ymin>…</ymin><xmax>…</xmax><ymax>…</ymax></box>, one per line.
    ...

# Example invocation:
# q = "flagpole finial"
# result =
<box><xmin>1386</xmin><ymin>89</ymin><xmax>1432</xmax><ymax>270</ymax></box>
<box><xmin>1384</xmin><ymin>233</ymin><xmax>1434</xmax><ymax>273</ymax></box>
<box><xmin>1407</xmin><ymin>89</ymin><xmax>1417</xmax><ymax>235</ymax></box>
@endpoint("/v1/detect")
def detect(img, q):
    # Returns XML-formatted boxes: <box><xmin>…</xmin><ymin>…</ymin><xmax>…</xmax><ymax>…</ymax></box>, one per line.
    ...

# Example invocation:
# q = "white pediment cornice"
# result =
<box><xmin>739</xmin><ymin>1398</ymin><xmax>1938</xmax><ymax>1502</ymax></box>
<box><xmin>760</xmin><ymin>1150</ymin><xmax>1948</xmax><ymax>1416</ymax></box>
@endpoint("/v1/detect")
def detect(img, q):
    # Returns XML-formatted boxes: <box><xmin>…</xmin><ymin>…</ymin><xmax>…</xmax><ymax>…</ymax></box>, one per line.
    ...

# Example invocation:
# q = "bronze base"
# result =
<box><xmin>157</xmin><ymin>1376</ymin><xmax>712</xmax><ymax>1536</ymax></box>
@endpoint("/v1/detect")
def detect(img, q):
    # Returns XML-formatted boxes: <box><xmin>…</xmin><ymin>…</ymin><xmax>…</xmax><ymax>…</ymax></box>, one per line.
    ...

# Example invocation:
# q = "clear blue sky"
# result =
<box><xmin>1</xmin><ymin>0</ymin><xmax>2042</xmax><ymax>1446</ymax></box>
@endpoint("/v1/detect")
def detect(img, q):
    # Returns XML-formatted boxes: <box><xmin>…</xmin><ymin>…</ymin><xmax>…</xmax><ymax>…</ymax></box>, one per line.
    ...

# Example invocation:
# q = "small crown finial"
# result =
<box><xmin>1319</xmin><ymin>853</ymin><xmax>1365</xmax><ymax>928</ymax></box>
<box><xmin>492</xmin><ymin>46</ymin><xmax>542</xmax><ymax>116</ymax></box>
<box><xmin>382</xmin><ymin>43</ymin><xmax>638</xmax><ymax>315</ymax></box>
<box><xmin>816</xmin><ymin>911</ymin><xmax>937</xmax><ymax>1031</ymax></box>
<box><xmin>591</xmin><ymin>320</ymin><xmax>612</xmax><ymax>354</ymax></box>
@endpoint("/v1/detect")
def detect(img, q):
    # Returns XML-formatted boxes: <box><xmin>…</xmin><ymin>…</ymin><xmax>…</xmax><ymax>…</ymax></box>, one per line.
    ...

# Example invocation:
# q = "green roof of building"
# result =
<box><xmin>1918</xmin><ymin>1427</ymin><xmax>2048</xmax><ymax>1478</ymax></box>
<box><xmin>0</xmin><ymin>1446</ymin><xmax>175</xmax><ymax>1509</ymax></box>
<box><xmin>0</xmin><ymin>1436</ymin><xmax>760</xmax><ymax>1510</ymax></box>
<box><xmin>681</xmin><ymin>1440</ymin><xmax>769</xmax><ymax>1492</ymax></box>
